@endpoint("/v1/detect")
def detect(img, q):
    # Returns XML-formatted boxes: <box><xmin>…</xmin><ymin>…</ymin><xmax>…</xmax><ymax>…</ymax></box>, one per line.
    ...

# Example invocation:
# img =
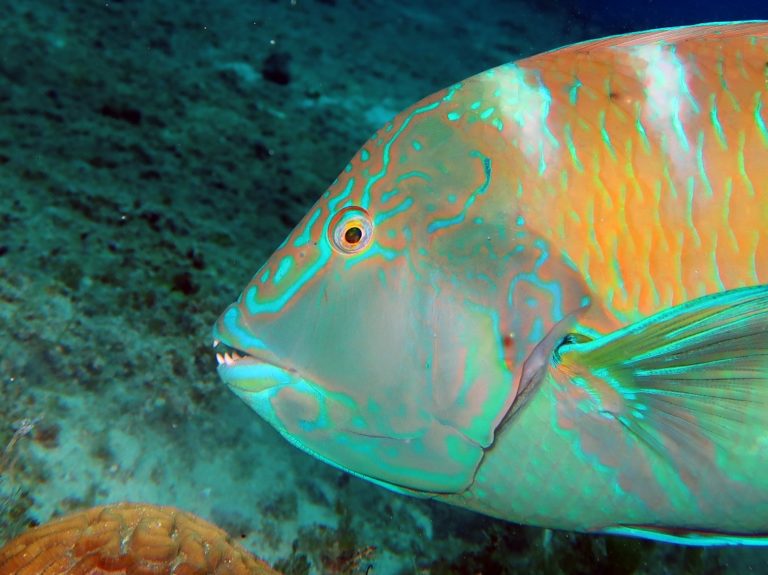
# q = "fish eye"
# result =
<box><xmin>344</xmin><ymin>226</ymin><xmax>362</xmax><ymax>244</ymax></box>
<box><xmin>328</xmin><ymin>206</ymin><xmax>373</xmax><ymax>254</ymax></box>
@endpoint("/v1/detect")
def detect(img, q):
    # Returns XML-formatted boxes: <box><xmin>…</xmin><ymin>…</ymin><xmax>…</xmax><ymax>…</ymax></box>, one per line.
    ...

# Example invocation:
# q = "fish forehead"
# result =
<box><xmin>239</xmin><ymin>84</ymin><xmax>514</xmax><ymax>318</ymax></box>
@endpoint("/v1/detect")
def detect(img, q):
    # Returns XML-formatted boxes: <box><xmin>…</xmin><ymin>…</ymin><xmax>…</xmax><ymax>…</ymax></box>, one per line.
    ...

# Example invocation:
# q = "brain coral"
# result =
<box><xmin>0</xmin><ymin>502</ymin><xmax>282</xmax><ymax>575</ymax></box>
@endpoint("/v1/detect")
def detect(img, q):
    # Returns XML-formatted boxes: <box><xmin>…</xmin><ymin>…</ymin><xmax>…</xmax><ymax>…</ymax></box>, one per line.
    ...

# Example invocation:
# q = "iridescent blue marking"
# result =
<box><xmin>216</xmin><ymin>307</ymin><xmax>269</xmax><ymax>351</ymax></box>
<box><xmin>448</xmin><ymin>111</ymin><xmax>461</xmax><ymax>121</ymax></box>
<box><xmin>539</xmin><ymin>85</ymin><xmax>558</xmax><ymax>148</ymax></box>
<box><xmin>634</xmin><ymin>111</ymin><xmax>651</xmax><ymax>153</ymax></box>
<box><xmin>348</xmin><ymin>243</ymin><xmax>400</xmax><ymax>266</ymax></box>
<box><xmin>672</xmin><ymin>98</ymin><xmax>690</xmax><ymax>152</ymax></box>
<box><xmin>696</xmin><ymin>131</ymin><xmax>713</xmax><ymax>197</ymax></box>
<box><xmin>426</xmin><ymin>155</ymin><xmax>491</xmax><ymax>234</ymax></box>
<box><xmin>685</xmin><ymin>176</ymin><xmax>701</xmax><ymax>247</ymax></box>
<box><xmin>294</xmin><ymin>209</ymin><xmax>322</xmax><ymax>247</ymax></box>
<box><xmin>710</xmin><ymin>240</ymin><xmax>725</xmax><ymax>291</ymax></box>
<box><xmin>564</xmin><ymin>124</ymin><xmax>584</xmax><ymax>172</ymax></box>
<box><xmin>395</xmin><ymin>171</ymin><xmax>432</xmax><ymax>184</ymax></box>
<box><xmin>610</xmin><ymin>236</ymin><xmax>628</xmax><ymax>304</ymax></box>
<box><xmin>427</xmin><ymin>213</ymin><xmax>464</xmax><ymax>234</ymax></box>
<box><xmin>243</xmin><ymin>244</ymin><xmax>332</xmax><ymax>315</ymax></box>
<box><xmin>645</xmin><ymin>44</ymin><xmax>699</xmax><ymax>121</ymax></box>
<box><xmin>273</xmin><ymin>256</ymin><xmax>294</xmax><ymax>285</ymax></box>
<box><xmin>504</xmin><ymin>241</ymin><xmax>565</xmax><ymax>362</ymax></box>
<box><xmin>755</xmin><ymin>94</ymin><xmax>768</xmax><ymax>146</ymax></box>
<box><xmin>710</xmin><ymin>94</ymin><xmax>728</xmax><ymax>149</ymax></box>
<box><xmin>361</xmin><ymin>101</ymin><xmax>442</xmax><ymax>207</ymax></box>
<box><xmin>442</xmin><ymin>83</ymin><xmax>463</xmax><ymax>102</ymax></box>
<box><xmin>738</xmin><ymin>131</ymin><xmax>756</xmax><ymax>197</ymax></box>
<box><xmin>380</xmin><ymin>189</ymin><xmax>400</xmax><ymax>203</ymax></box>
<box><xmin>569</xmin><ymin>80</ymin><xmax>581</xmax><ymax>105</ymax></box>
<box><xmin>529</xmin><ymin>317</ymin><xmax>544</xmax><ymax>343</ymax></box>
<box><xmin>599</xmin><ymin>111</ymin><xmax>616</xmax><ymax>160</ymax></box>
<box><xmin>472</xmin><ymin>273</ymin><xmax>495</xmax><ymax>289</ymax></box>
<box><xmin>375</xmin><ymin>197</ymin><xmax>414</xmax><ymax>224</ymax></box>
<box><xmin>329</xmin><ymin>178</ymin><xmax>355</xmax><ymax>212</ymax></box>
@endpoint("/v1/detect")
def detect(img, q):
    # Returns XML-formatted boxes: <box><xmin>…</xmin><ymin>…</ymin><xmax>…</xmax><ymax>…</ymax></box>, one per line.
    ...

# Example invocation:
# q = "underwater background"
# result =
<box><xmin>1</xmin><ymin>1</ymin><xmax>767</xmax><ymax>574</ymax></box>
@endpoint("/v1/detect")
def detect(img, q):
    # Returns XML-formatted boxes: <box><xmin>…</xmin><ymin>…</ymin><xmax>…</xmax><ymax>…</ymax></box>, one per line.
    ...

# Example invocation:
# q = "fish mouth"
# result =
<box><xmin>212</xmin><ymin>339</ymin><xmax>298</xmax><ymax>394</ymax></box>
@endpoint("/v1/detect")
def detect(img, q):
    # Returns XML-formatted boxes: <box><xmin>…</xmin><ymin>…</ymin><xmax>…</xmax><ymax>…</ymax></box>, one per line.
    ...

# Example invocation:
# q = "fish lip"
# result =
<box><xmin>213</xmin><ymin>339</ymin><xmax>297</xmax><ymax>393</ymax></box>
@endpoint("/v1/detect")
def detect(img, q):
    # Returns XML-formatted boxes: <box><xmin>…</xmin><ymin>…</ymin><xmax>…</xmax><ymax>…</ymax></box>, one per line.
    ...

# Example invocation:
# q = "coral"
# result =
<box><xmin>0</xmin><ymin>502</ymin><xmax>283</xmax><ymax>575</ymax></box>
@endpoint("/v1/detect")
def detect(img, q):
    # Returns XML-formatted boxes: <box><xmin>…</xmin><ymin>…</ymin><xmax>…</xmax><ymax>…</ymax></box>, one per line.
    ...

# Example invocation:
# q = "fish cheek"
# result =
<box><xmin>419</xmin><ymin>217</ymin><xmax>594</xmax><ymax>443</ymax></box>
<box><xmin>271</xmin><ymin>384</ymin><xmax>351</xmax><ymax>436</ymax></box>
<box><xmin>265</xmin><ymin>380</ymin><xmax>485</xmax><ymax>494</ymax></box>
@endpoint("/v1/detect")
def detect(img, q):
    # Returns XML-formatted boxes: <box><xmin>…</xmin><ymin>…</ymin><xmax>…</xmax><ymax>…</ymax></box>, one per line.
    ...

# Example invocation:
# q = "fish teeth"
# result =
<box><xmin>215</xmin><ymin>349</ymin><xmax>244</xmax><ymax>366</ymax></box>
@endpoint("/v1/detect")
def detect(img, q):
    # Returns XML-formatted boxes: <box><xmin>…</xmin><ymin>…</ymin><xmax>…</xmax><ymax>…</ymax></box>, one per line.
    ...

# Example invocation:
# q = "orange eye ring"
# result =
<box><xmin>328</xmin><ymin>207</ymin><xmax>373</xmax><ymax>254</ymax></box>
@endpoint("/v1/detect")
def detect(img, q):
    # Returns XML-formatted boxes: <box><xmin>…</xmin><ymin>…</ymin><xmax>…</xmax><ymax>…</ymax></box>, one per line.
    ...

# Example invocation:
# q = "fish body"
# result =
<box><xmin>214</xmin><ymin>23</ymin><xmax>768</xmax><ymax>544</ymax></box>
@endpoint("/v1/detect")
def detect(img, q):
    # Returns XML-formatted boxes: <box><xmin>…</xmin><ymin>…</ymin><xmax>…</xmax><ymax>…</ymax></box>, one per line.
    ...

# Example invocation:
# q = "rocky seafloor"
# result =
<box><xmin>0</xmin><ymin>1</ymin><xmax>767</xmax><ymax>574</ymax></box>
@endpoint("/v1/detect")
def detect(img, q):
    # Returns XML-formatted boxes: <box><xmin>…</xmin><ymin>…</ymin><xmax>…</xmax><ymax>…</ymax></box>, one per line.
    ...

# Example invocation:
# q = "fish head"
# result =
<box><xmin>213</xmin><ymin>81</ymin><xmax>589</xmax><ymax>495</ymax></box>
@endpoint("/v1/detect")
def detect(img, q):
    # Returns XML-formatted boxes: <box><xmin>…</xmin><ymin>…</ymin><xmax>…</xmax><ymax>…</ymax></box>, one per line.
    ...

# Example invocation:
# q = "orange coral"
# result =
<box><xmin>0</xmin><ymin>502</ymin><xmax>282</xmax><ymax>575</ymax></box>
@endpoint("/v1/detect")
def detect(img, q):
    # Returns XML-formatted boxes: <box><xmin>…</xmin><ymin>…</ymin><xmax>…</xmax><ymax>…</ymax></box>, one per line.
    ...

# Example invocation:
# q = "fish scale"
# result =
<box><xmin>511</xmin><ymin>24</ymin><xmax>768</xmax><ymax>320</ymax></box>
<box><xmin>215</xmin><ymin>22</ymin><xmax>768</xmax><ymax>545</ymax></box>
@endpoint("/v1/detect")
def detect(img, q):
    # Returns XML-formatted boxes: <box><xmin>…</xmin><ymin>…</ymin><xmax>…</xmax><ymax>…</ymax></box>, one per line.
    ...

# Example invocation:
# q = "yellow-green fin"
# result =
<box><xmin>552</xmin><ymin>284</ymin><xmax>768</xmax><ymax>460</ymax></box>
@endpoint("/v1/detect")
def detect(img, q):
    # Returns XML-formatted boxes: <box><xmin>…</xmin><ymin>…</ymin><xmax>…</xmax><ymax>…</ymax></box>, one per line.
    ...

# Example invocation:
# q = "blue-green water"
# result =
<box><xmin>0</xmin><ymin>1</ymin><xmax>766</xmax><ymax>574</ymax></box>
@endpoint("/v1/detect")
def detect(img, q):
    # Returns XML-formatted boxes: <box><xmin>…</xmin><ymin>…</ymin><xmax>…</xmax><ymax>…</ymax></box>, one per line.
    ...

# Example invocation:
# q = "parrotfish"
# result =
<box><xmin>213</xmin><ymin>22</ymin><xmax>768</xmax><ymax>545</ymax></box>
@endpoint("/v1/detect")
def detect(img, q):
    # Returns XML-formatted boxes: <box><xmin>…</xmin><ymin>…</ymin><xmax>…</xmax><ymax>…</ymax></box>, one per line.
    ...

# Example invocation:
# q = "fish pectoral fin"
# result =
<box><xmin>552</xmin><ymin>284</ymin><xmax>768</xmax><ymax>459</ymax></box>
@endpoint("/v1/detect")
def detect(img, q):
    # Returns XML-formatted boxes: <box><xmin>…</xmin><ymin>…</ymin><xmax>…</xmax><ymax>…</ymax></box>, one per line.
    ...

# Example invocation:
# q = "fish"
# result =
<box><xmin>213</xmin><ymin>22</ymin><xmax>768</xmax><ymax>545</ymax></box>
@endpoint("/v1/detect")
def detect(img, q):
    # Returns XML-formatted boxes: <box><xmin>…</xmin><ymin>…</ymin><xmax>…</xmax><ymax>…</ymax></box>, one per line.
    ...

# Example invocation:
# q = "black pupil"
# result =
<box><xmin>344</xmin><ymin>226</ymin><xmax>363</xmax><ymax>244</ymax></box>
